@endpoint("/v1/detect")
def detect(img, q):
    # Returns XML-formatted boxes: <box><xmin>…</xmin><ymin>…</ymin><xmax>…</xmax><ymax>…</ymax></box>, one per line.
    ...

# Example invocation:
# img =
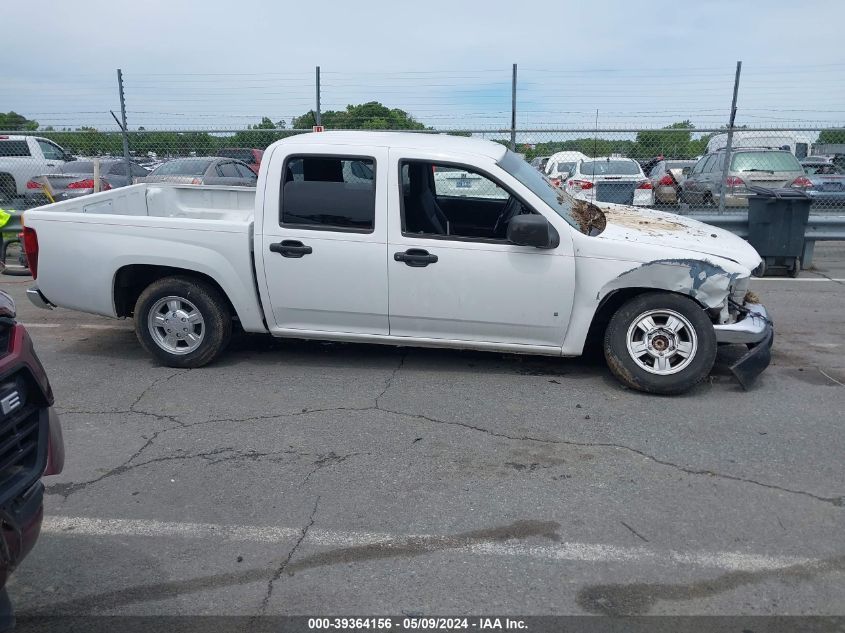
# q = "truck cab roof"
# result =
<box><xmin>275</xmin><ymin>131</ymin><xmax>509</xmax><ymax>162</ymax></box>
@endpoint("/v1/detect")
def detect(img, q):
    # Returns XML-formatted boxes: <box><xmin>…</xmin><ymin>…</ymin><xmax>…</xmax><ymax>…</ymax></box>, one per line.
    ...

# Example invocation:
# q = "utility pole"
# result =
<box><xmin>116</xmin><ymin>69</ymin><xmax>131</xmax><ymax>179</ymax></box>
<box><xmin>718</xmin><ymin>61</ymin><xmax>742</xmax><ymax>213</ymax></box>
<box><xmin>315</xmin><ymin>66</ymin><xmax>322</xmax><ymax>127</ymax></box>
<box><xmin>510</xmin><ymin>63</ymin><xmax>517</xmax><ymax>151</ymax></box>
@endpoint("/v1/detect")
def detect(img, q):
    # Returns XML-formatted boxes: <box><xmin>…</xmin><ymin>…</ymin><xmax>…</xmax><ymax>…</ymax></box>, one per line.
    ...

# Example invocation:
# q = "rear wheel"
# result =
<box><xmin>134</xmin><ymin>276</ymin><xmax>232</xmax><ymax>368</ymax></box>
<box><xmin>604</xmin><ymin>292</ymin><xmax>717</xmax><ymax>395</ymax></box>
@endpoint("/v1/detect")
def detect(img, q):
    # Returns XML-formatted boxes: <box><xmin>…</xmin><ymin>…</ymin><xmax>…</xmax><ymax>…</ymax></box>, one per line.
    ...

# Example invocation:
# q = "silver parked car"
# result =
<box><xmin>145</xmin><ymin>157</ymin><xmax>258</xmax><ymax>186</ymax></box>
<box><xmin>25</xmin><ymin>158</ymin><xmax>150</xmax><ymax>203</ymax></box>
<box><xmin>681</xmin><ymin>148</ymin><xmax>804</xmax><ymax>207</ymax></box>
<box><xmin>647</xmin><ymin>159</ymin><xmax>697</xmax><ymax>205</ymax></box>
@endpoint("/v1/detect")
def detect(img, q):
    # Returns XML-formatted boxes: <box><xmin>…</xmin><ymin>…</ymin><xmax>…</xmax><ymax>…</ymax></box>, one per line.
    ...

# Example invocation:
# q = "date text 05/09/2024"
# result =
<box><xmin>307</xmin><ymin>617</ymin><xmax>528</xmax><ymax>631</ymax></box>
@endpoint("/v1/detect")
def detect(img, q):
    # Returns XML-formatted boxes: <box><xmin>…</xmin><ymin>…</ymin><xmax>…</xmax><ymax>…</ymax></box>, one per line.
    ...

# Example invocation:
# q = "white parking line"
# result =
<box><xmin>42</xmin><ymin>515</ymin><xmax>817</xmax><ymax>573</ymax></box>
<box><xmin>753</xmin><ymin>277</ymin><xmax>845</xmax><ymax>282</ymax></box>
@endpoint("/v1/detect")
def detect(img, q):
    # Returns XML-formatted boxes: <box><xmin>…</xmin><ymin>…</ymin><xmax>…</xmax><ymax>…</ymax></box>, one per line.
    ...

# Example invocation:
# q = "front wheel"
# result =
<box><xmin>604</xmin><ymin>292</ymin><xmax>717</xmax><ymax>395</ymax></box>
<box><xmin>134</xmin><ymin>276</ymin><xmax>232</xmax><ymax>368</ymax></box>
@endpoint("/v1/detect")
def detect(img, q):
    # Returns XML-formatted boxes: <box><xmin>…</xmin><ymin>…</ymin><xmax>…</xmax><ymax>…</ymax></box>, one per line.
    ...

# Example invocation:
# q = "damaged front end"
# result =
<box><xmin>600</xmin><ymin>259</ymin><xmax>774</xmax><ymax>389</ymax></box>
<box><xmin>713</xmin><ymin>296</ymin><xmax>774</xmax><ymax>390</ymax></box>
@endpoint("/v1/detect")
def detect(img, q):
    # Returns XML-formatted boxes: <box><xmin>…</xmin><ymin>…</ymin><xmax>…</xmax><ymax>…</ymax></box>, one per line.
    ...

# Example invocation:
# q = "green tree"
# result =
<box><xmin>817</xmin><ymin>128</ymin><xmax>845</xmax><ymax>144</ymax></box>
<box><xmin>0</xmin><ymin>111</ymin><xmax>38</xmax><ymax>131</ymax></box>
<box><xmin>632</xmin><ymin>120</ymin><xmax>698</xmax><ymax>159</ymax></box>
<box><xmin>292</xmin><ymin>102</ymin><xmax>426</xmax><ymax>130</ymax></box>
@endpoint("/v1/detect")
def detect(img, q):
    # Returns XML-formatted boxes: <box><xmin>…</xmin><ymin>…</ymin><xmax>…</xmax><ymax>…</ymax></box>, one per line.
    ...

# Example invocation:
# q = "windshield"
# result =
<box><xmin>580</xmin><ymin>160</ymin><xmax>642</xmax><ymax>176</ymax></box>
<box><xmin>498</xmin><ymin>149</ymin><xmax>578</xmax><ymax>229</ymax></box>
<box><xmin>731</xmin><ymin>151</ymin><xmax>801</xmax><ymax>172</ymax></box>
<box><xmin>151</xmin><ymin>159</ymin><xmax>213</xmax><ymax>176</ymax></box>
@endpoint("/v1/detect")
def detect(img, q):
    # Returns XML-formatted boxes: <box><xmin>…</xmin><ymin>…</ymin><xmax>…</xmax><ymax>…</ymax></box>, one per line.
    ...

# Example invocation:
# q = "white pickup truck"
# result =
<box><xmin>0</xmin><ymin>135</ymin><xmax>74</xmax><ymax>200</ymax></box>
<box><xmin>22</xmin><ymin>132</ymin><xmax>772</xmax><ymax>394</ymax></box>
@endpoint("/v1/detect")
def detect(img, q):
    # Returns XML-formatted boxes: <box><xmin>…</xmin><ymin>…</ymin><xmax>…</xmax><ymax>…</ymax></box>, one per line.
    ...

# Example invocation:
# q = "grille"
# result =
<box><xmin>0</xmin><ymin>376</ymin><xmax>46</xmax><ymax>506</ymax></box>
<box><xmin>595</xmin><ymin>181</ymin><xmax>637</xmax><ymax>205</ymax></box>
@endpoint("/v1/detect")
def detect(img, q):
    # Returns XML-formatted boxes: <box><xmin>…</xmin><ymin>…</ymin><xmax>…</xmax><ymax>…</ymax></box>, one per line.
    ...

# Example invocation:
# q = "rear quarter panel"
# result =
<box><xmin>23</xmin><ymin>211</ymin><xmax>266</xmax><ymax>332</ymax></box>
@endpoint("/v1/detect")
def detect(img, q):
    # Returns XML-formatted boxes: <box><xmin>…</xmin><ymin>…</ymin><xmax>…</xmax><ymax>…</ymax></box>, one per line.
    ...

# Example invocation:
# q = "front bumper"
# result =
<box><xmin>713</xmin><ymin>303</ymin><xmax>774</xmax><ymax>389</ymax></box>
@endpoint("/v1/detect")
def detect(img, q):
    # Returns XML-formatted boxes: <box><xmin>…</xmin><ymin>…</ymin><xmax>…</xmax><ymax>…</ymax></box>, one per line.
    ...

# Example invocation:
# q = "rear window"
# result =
<box><xmin>218</xmin><ymin>149</ymin><xmax>254</xmax><ymax>163</ymax></box>
<box><xmin>551</xmin><ymin>161</ymin><xmax>575</xmax><ymax>175</ymax></box>
<box><xmin>731</xmin><ymin>152</ymin><xmax>802</xmax><ymax>172</ymax></box>
<box><xmin>580</xmin><ymin>160</ymin><xmax>642</xmax><ymax>176</ymax></box>
<box><xmin>0</xmin><ymin>140</ymin><xmax>31</xmax><ymax>157</ymax></box>
<box><xmin>151</xmin><ymin>159</ymin><xmax>213</xmax><ymax>176</ymax></box>
<box><xmin>281</xmin><ymin>156</ymin><xmax>376</xmax><ymax>232</ymax></box>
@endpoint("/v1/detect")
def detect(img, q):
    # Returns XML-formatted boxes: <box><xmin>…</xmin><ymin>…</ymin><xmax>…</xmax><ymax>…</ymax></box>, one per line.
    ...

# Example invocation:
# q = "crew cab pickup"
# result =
<box><xmin>22</xmin><ymin>132</ymin><xmax>772</xmax><ymax>394</ymax></box>
<box><xmin>0</xmin><ymin>136</ymin><xmax>74</xmax><ymax>201</ymax></box>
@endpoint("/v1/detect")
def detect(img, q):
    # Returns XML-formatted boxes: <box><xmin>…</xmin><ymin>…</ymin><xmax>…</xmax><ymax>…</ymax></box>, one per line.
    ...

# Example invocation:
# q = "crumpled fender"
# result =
<box><xmin>598</xmin><ymin>258</ymin><xmax>742</xmax><ymax>309</ymax></box>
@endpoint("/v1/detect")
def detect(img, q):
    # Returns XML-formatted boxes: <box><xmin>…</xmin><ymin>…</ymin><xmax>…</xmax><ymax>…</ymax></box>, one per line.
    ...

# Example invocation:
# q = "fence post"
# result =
<box><xmin>116</xmin><ymin>69</ymin><xmax>131</xmax><ymax>180</ymax></box>
<box><xmin>510</xmin><ymin>63</ymin><xmax>517</xmax><ymax>151</ymax></box>
<box><xmin>315</xmin><ymin>66</ymin><xmax>322</xmax><ymax>127</ymax></box>
<box><xmin>718</xmin><ymin>61</ymin><xmax>742</xmax><ymax>213</ymax></box>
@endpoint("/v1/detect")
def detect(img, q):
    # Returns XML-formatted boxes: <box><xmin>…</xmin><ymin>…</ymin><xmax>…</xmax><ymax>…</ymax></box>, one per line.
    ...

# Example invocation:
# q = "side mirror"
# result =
<box><xmin>681</xmin><ymin>167</ymin><xmax>691</xmax><ymax>177</ymax></box>
<box><xmin>507</xmin><ymin>215</ymin><xmax>559</xmax><ymax>249</ymax></box>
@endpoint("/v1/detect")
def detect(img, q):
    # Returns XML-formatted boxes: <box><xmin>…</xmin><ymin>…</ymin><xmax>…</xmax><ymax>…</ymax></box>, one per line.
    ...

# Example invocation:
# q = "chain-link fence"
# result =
<box><xmin>2</xmin><ymin>126</ymin><xmax>844</xmax><ymax>214</ymax></box>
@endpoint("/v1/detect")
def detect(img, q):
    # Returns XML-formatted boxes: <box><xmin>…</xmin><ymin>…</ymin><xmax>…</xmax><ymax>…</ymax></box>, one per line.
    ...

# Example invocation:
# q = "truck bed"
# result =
<box><xmin>23</xmin><ymin>184</ymin><xmax>267</xmax><ymax>332</ymax></box>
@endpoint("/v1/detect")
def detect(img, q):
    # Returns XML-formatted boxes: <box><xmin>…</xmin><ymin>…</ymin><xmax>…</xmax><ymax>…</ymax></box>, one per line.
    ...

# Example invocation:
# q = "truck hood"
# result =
<box><xmin>583</xmin><ymin>202</ymin><xmax>762</xmax><ymax>271</ymax></box>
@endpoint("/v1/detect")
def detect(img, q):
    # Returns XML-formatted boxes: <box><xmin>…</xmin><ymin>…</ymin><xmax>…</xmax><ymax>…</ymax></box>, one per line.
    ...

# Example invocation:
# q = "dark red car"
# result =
<box><xmin>0</xmin><ymin>289</ymin><xmax>64</xmax><ymax>630</ymax></box>
<box><xmin>217</xmin><ymin>148</ymin><xmax>264</xmax><ymax>175</ymax></box>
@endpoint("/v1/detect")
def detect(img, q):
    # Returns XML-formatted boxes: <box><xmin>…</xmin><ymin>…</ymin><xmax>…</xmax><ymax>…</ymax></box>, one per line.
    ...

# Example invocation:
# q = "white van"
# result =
<box><xmin>706</xmin><ymin>131</ymin><xmax>815</xmax><ymax>159</ymax></box>
<box><xmin>544</xmin><ymin>151</ymin><xmax>590</xmax><ymax>185</ymax></box>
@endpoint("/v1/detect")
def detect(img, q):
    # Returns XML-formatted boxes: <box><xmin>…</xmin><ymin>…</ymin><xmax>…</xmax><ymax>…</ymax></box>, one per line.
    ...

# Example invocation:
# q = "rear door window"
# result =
<box><xmin>218</xmin><ymin>162</ymin><xmax>240</xmax><ymax>178</ymax></box>
<box><xmin>281</xmin><ymin>156</ymin><xmax>376</xmax><ymax>232</ymax></box>
<box><xmin>36</xmin><ymin>139</ymin><xmax>65</xmax><ymax>160</ymax></box>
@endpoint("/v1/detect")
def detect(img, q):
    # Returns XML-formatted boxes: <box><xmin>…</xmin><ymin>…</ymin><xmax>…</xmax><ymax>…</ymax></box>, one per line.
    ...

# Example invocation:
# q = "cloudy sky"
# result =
<box><xmin>2</xmin><ymin>0</ymin><xmax>844</xmax><ymax>131</ymax></box>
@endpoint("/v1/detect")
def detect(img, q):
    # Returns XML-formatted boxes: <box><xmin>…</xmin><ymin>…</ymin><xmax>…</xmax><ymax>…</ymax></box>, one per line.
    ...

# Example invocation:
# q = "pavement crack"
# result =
<box><xmin>302</xmin><ymin>452</ymin><xmax>360</xmax><ymax>485</ymax></box>
<box><xmin>375</xmin><ymin>351</ymin><xmax>407</xmax><ymax>408</ymax></box>
<box><xmin>378</xmin><ymin>407</ymin><xmax>844</xmax><ymax>508</ymax></box>
<box><xmin>129</xmin><ymin>369</ymin><xmax>190</xmax><ymax>425</ymax></box>
<box><xmin>806</xmin><ymin>270</ymin><xmax>845</xmax><ymax>285</ymax></box>
<box><xmin>45</xmin><ymin>445</ymin><xmax>235</xmax><ymax>498</ymax></box>
<box><xmin>257</xmin><ymin>495</ymin><xmax>320</xmax><ymax>615</ymax></box>
<box><xmin>620</xmin><ymin>520</ymin><xmax>649</xmax><ymax>543</ymax></box>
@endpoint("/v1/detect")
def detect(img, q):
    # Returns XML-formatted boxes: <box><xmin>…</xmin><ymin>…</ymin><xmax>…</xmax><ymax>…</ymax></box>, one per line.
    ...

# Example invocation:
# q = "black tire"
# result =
<box><xmin>134</xmin><ymin>276</ymin><xmax>232</xmax><ymax>368</ymax></box>
<box><xmin>604</xmin><ymin>292</ymin><xmax>717</xmax><ymax>395</ymax></box>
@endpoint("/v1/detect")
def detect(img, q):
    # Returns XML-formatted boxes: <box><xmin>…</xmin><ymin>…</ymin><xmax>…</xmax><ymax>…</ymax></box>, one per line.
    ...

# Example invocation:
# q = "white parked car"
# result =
<box><xmin>565</xmin><ymin>157</ymin><xmax>654</xmax><ymax>207</ymax></box>
<box><xmin>23</xmin><ymin>132</ymin><xmax>771</xmax><ymax>394</ymax></box>
<box><xmin>544</xmin><ymin>151</ymin><xmax>589</xmax><ymax>187</ymax></box>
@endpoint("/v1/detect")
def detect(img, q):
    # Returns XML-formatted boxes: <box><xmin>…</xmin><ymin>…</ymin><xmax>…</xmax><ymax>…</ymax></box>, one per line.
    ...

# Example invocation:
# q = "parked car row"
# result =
<box><xmin>532</xmin><ymin>146</ymin><xmax>844</xmax><ymax>209</ymax></box>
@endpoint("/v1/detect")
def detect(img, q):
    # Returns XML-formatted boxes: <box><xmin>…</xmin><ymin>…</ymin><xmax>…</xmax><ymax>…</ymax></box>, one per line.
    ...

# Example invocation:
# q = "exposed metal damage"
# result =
<box><xmin>599</xmin><ymin>259</ymin><xmax>742</xmax><ymax>309</ymax></box>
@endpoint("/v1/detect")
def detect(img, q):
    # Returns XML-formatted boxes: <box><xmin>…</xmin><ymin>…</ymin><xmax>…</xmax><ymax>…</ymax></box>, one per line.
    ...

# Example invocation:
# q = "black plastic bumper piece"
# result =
<box><xmin>729</xmin><ymin>324</ymin><xmax>774</xmax><ymax>390</ymax></box>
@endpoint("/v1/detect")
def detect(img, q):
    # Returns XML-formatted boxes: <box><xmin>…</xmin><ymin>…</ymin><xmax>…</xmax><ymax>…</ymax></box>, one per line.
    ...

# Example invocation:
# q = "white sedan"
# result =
<box><xmin>564</xmin><ymin>157</ymin><xmax>654</xmax><ymax>206</ymax></box>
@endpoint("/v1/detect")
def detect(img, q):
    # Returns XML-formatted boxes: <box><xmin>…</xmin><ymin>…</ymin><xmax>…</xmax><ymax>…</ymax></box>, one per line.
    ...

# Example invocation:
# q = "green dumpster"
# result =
<box><xmin>746</xmin><ymin>186</ymin><xmax>811</xmax><ymax>277</ymax></box>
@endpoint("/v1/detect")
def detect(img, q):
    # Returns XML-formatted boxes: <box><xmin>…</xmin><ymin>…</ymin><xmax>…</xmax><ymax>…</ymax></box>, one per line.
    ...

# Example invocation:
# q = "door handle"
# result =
<box><xmin>394</xmin><ymin>248</ymin><xmax>438</xmax><ymax>267</ymax></box>
<box><xmin>270</xmin><ymin>240</ymin><xmax>312</xmax><ymax>258</ymax></box>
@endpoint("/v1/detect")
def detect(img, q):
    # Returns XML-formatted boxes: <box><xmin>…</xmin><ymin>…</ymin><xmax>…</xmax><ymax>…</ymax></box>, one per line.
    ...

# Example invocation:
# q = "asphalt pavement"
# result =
<box><xmin>2</xmin><ymin>244</ymin><xmax>844</xmax><ymax>617</ymax></box>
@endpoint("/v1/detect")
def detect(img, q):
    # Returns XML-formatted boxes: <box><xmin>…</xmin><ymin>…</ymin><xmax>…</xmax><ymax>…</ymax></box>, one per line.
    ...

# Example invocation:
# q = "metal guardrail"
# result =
<box><xmin>686</xmin><ymin>213</ymin><xmax>845</xmax><ymax>268</ymax></box>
